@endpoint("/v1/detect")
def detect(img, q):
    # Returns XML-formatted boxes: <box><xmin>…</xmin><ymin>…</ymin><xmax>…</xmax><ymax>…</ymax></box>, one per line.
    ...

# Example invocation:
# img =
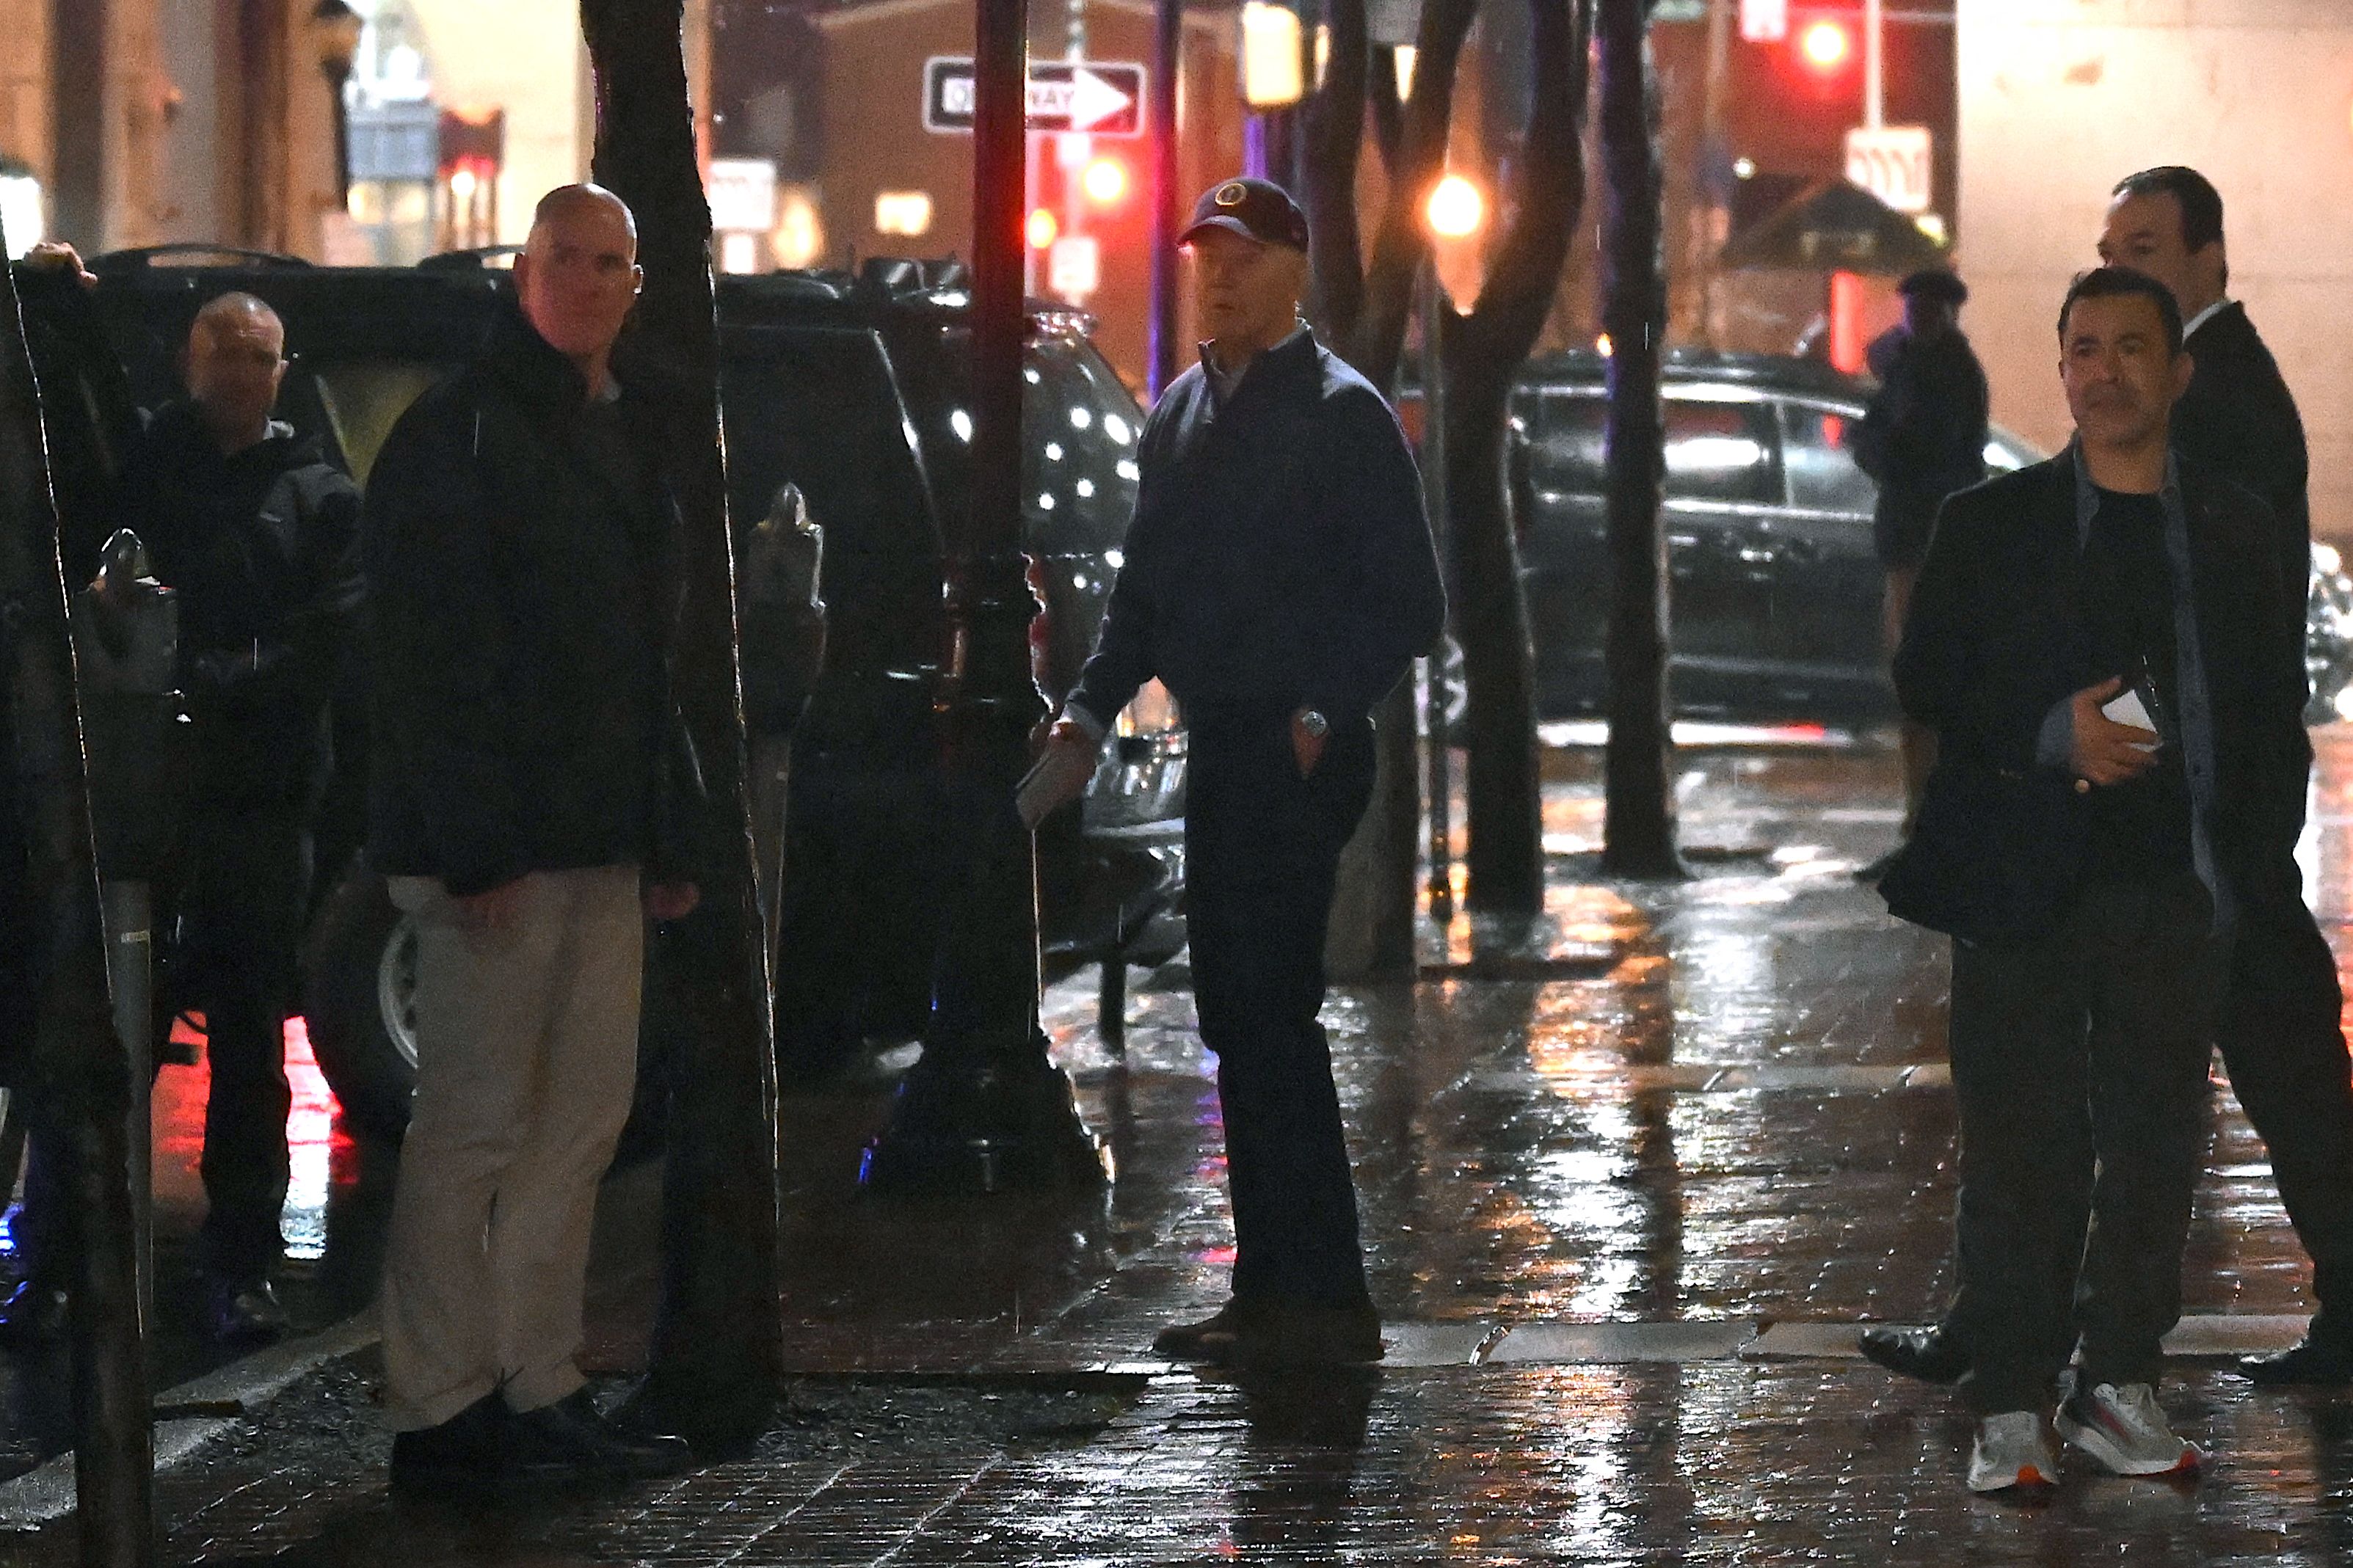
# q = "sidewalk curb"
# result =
<box><xmin>0</xmin><ymin>1308</ymin><xmax>381</xmax><ymax>1531</ymax></box>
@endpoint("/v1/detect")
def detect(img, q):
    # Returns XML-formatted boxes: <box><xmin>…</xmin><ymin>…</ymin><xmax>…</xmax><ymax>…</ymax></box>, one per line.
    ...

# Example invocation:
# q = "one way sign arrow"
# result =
<box><xmin>924</xmin><ymin>57</ymin><xmax>1148</xmax><ymax>138</ymax></box>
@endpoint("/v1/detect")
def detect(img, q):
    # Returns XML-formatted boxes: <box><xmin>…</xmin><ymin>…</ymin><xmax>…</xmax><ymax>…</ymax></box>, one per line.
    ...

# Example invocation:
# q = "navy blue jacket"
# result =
<box><xmin>1066</xmin><ymin>329</ymin><xmax>1444</xmax><ymax>734</ymax></box>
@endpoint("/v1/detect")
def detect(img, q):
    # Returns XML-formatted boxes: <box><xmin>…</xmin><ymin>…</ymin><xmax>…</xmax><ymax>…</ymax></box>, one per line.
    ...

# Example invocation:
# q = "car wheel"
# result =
<box><xmin>301</xmin><ymin>865</ymin><xmax>418</xmax><ymax>1140</ymax></box>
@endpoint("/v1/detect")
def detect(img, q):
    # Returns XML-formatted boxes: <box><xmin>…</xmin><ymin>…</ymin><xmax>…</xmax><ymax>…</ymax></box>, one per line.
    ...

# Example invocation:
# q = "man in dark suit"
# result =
<box><xmin>2098</xmin><ymin>166</ymin><xmax>2353</xmax><ymax>1385</ymax></box>
<box><xmin>1879</xmin><ymin>268</ymin><xmax>2307</xmax><ymax>1491</ymax></box>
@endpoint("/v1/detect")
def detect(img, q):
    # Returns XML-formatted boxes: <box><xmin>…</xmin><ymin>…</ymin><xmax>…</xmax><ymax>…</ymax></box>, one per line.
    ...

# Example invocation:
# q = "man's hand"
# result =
<box><xmin>453</xmin><ymin>878</ymin><xmax>528</xmax><ymax>931</ymax></box>
<box><xmin>644</xmin><ymin>881</ymin><xmax>700</xmax><ymax>922</ymax></box>
<box><xmin>21</xmin><ymin>241</ymin><xmax>95</xmax><ymax>290</ymax></box>
<box><xmin>2070</xmin><ymin>677</ymin><xmax>2160</xmax><ymax>787</ymax></box>
<box><xmin>1290</xmin><ymin>709</ymin><xmax>1328</xmax><ymax>778</ymax></box>
<box><xmin>1018</xmin><ymin>718</ymin><xmax>1099</xmax><ymax>830</ymax></box>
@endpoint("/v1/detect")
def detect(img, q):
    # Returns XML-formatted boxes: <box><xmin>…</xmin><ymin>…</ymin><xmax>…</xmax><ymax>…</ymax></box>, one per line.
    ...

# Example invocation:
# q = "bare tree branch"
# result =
<box><xmin>1460</xmin><ymin>0</ymin><xmax>1592</xmax><ymax>367</ymax></box>
<box><xmin>1347</xmin><ymin>0</ymin><xmax>1480</xmax><ymax>381</ymax></box>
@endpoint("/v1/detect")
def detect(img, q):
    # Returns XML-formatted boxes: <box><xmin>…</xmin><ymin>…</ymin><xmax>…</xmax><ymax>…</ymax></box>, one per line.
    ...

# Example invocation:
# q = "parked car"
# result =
<box><xmin>21</xmin><ymin>248</ymin><xmax>1186</xmax><ymax>1130</ymax></box>
<box><xmin>1478</xmin><ymin>349</ymin><xmax>2037</xmax><ymax>724</ymax></box>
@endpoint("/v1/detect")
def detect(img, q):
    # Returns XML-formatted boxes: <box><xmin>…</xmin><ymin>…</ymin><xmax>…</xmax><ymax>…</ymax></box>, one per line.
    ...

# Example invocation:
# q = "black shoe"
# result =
<box><xmin>390</xmin><ymin>1393</ymin><xmax>508</xmax><ymax>1494</ymax></box>
<box><xmin>1227</xmin><ymin>1299</ymin><xmax>1385</xmax><ymax>1369</ymax></box>
<box><xmin>506</xmin><ymin>1388</ymin><xmax>691</xmax><ymax>1484</ymax></box>
<box><xmin>206</xmin><ymin>1277</ymin><xmax>289</xmax><ymax>1345</ymax></box>
<box><xmin>2238</xmin><ymin>1334</ymin><xmax>2353</xmax><ymax>1385</ymax></box>
<box><xmin>1859</xmin><ymin>1324</ymin><xmax>1968</xmax><ymax>1385</ymax></box>
<box><xmin>1152</xmin><ymin>1299</ymin><xmax>1256</xmax><ymax>1360</ymax></box>
<box><xmin>0</xmin><ymin>1280</ymin><xmax>68</xmax><ymax>1344</ymax></box>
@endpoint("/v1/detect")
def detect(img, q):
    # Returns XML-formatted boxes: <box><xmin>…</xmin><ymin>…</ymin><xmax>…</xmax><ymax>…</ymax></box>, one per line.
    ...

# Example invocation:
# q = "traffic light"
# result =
<box><xmin>1798</xmin><ymin>19</ymin><xmax>1851</xmax><ymax>73</ymax></box>
<box><xmin>1027</xmin><ymin>207</ymin><xmax>1060</xmax><ymax>251</ymax></box>
<box><xmin>1081</xmin><ymin>156</ymin><xmax>1130</xmax><ymax>208</ymax></box>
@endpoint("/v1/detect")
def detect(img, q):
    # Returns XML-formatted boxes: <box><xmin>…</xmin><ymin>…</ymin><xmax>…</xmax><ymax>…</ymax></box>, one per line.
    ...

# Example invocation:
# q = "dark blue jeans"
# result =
<box><xmin>1182</xmin><ymin>715</ymin><xmax>1377</xmax><ymax>1311</ymax></box>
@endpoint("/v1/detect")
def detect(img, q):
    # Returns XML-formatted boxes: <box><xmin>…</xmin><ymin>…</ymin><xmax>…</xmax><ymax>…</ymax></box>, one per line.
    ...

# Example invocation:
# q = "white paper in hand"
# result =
<box><xmin>2101</xmin><ymin>688</ymin><xmax>2161</xmax><ymax>752</ymax></box>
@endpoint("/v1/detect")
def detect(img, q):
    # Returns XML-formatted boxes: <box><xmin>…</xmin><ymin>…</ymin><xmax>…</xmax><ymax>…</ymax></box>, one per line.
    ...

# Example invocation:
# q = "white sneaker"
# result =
<box><xmin>2054</xmin><ymin>1382</ymin><xmax>2200</xmax><ymax>1478</ymax></box>
<box><xmin>1967</xmin><ymin>1410</ymin><xmax>2060</xmax><ymax>1493</ymax></box>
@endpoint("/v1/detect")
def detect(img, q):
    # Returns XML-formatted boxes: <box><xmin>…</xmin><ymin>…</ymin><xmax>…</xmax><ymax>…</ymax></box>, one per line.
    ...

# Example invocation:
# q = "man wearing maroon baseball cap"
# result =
<box><xmin>1024</xmin><ymin>178</ymin><xmax>1444</xmax><ymax>1366</ymax></box>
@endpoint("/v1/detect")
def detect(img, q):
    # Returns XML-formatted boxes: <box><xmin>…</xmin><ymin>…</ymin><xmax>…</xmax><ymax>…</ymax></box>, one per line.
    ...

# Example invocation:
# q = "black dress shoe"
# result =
<box><xmin>1152</xmin><ymin>1299</ymin><xmax>1256</xmax><ymax>1360</ymax></box>
<box><xmin>206</xmin><ymin>1277</ymin><xmax>290</xmax><ymax>1345</ymax></box>
<box><xmin>390</xmin><ymin>1392</ymin><xmax>507</xmax><ymax>1493</ymax></box>
<box><xmin>2239</xmin><ymin>1335</ymin><xmax>2353</xmax><ymax>1385</ymax></box>
<box><xmin>506</xmin><ymin>1388</ymin><xmax>691</xmax><ymax>1483</ymax></box>
<box><xmin>1859</xmin><ymin>1324</ymin><xmax>1968</xmax><ymax>1385</ymax></box>
<box><xmin>0</xmin><ymin>1280</ymin><xmax>68</xmax><ymax>1344</ymax></box>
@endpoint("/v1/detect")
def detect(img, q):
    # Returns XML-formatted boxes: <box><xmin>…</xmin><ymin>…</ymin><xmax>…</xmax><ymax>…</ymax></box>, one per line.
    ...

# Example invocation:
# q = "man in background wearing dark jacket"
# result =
<box><xmin>2099</xmin><ymin>164</ymin><xmax>2353</xmax><ymax>1385</ymax></box>
<box><xmin>1025</xmin><ymin>178</ymin><xmax>1445</xmax><ymax>1367</ymax></box>
<box><xmin>366</xmin><ymin>185</ymin><xmax>696</xmax><ymax>1489</ymax></box>
<box><xmin>0</xmin><ymin>275</ymin><xmax>363</xmax><ymax>1346</ymax></box>
<box><xmin>1850</xmin><ymin>268</ymin><xmax>1987</xmax><ymax>881</ymax></box>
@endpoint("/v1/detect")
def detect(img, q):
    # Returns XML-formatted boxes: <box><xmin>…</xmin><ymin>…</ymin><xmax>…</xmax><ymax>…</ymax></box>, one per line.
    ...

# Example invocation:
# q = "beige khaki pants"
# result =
<box><xmin>380</xmin><ymin>866</ymin><xmax>644</xmax><ymax>1429</ymax></box>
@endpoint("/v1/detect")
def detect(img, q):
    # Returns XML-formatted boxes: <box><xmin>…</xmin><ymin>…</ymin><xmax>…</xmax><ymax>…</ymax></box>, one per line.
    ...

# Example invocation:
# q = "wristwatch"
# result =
<box><xmin>1297</xmin><ymin>709</ymin><xmax>1330</xmax><ymax>739</ymax></box>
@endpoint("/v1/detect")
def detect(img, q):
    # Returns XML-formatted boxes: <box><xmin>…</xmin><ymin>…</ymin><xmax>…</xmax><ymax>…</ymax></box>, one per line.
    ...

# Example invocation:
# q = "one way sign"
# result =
<box><xmin>923</xmin><ymin>57</ymin><xmax>1146</xmax><ymax>137</ymax></box>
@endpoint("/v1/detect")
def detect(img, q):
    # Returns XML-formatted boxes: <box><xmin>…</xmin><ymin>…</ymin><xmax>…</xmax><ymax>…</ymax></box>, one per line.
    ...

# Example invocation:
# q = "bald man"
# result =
<box><xmin>365</xmin><ymin>185</ymin><xmax>698</xmax><ymax>1489</ymax></box>
<box><xmin>10</xmin><ymin>286</ymin><xmax>365</xmax><ymax>1346</ymax></box>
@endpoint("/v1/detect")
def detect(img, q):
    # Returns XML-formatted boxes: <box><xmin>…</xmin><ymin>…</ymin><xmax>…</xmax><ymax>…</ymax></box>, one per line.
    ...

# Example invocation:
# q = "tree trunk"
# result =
<box><xmin>0</xmin><ymin>258</ymin><xmax>153</xmax><ymax>1563</ymax></box>
<box><xmin>1439</xmin><ymin>0</ymin><xmax>1591</xmax><ymax>914</ymax></box>
<box><xmin>1596</xmin><ymin>0</ymin><xmax>1681</xmax><ymax>877</ymax></box>
<box><xmin>581</xmin><ymin>0</ymin><xmax>782</xmax><ymax>1449</ymax></box>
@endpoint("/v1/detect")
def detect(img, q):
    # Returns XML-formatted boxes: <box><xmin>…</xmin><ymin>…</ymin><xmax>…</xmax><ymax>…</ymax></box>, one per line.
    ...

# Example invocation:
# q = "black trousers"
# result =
<box><xmin>175</xmin><ymin>806</ymin><xmax>309</xmax><ymax>1279</ymax></box>
<box><xmin>1948</xmin><ymin>875</ymin><xmax>2226</xmax><ymax>1414</ymax></box>
<box><xmin>1183</xmin><ymin>715</ymin><xmax>1376</xmax><ymax>1310</ymax></box>
<box><xmin>2219</xmin><ymin>894</ymin><xmax>2353</xmax><ymax>1345</ymax></box>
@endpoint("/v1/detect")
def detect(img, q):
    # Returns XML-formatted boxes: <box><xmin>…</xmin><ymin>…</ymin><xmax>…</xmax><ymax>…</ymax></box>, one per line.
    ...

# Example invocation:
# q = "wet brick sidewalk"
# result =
<box><xmin>10</xmin><ymin>732</ymin><xmax>2353</xmax><ymax>1564</ymax></box>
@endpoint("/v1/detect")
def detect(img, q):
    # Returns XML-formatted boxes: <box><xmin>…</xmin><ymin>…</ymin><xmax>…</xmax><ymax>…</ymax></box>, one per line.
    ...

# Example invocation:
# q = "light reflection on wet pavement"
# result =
<box><xmin>12</xmin><ymin>731</ymin><xmax>2353</xmax><ymax>1563</ymax></box>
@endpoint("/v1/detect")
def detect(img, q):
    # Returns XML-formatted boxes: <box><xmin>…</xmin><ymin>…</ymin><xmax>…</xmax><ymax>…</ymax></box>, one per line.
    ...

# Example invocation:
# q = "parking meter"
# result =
<box><xmin>739</xmin><ymin>484</ymin><xmax>827</xmax><ymax>968</ymax></box>
<box><xmin>69</xmin><ymin>526</ymin><xmax>187</xmax><ymax>1326</ymax></box>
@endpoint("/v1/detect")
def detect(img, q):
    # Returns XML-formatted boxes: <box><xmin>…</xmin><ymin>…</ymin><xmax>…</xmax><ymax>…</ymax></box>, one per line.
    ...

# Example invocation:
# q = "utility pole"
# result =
<box><xmin>863</xmin><ymin>0</ymin><xmax>1108</xmax><ymax>1193</ymax></box>
<box><xmin>1147</xmin><ymin>0</ymin><xmax>1181</xmax><ymax>395</ymax></box>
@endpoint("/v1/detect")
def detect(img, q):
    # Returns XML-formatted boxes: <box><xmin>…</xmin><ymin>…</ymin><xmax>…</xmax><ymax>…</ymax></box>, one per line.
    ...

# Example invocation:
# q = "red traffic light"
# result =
<box><xmin>1799</xmin><ymin>19</ymin><xmax>1850</xmax><ymax>71</ymax></box>
<box><xmin>1081</xmin><ymin>156</ymin><xmax>1130</xmax><ymax>207</ymax></box>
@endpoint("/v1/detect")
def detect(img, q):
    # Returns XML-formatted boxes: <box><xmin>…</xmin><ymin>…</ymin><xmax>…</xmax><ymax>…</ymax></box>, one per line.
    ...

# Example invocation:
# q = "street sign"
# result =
<box><xmin>1739</xmin><ymin>0</ymin><xmax>1787</xmax><ymax>44</ymax></box>
<box><xmin>708</xmin><ymin>157</ymin><xmax>779</xmax><ymax>233</ymax></box>
<box><xmin>924</xmin><ymin>57</ymin><xmax>1146</xmax><ymax>137</ymax></box>
<box><xmin>1048</xmin><ymin>235</ymin><xmax>1100</xmax><ymax>299</ymax></box>
<box><xmin>1845</xmin><ymin>125</ymin><xmax>1933</xmax><ymax>216</ymax></box>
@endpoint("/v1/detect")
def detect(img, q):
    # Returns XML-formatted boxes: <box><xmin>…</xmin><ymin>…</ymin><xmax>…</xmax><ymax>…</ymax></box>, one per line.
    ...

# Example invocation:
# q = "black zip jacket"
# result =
<box><xmin>109</xmin><ymin>402</ymin><xmax>362</xmax><ymax>812</ymax></box>
<box><xmin>1066</xmin><ymin>328</ymin><xmax>1444</xmax><ymax>734</ymax></box>
<box><xmin>1882</xmin><ymin>451</ymin><xmax>2306</xmax><ymax>943</ymax></box>
<box><xmin>363</xmin><ymin>316</ymin><xmax>702</xmax><ymax>897</ymax></box>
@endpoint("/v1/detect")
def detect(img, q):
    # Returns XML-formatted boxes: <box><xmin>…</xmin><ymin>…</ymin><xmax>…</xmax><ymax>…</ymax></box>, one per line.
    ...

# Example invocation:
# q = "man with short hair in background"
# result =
<box><xmin>2098</xmin><ymin>165</ymin><xmax>2353</xmax><ymax>1386</ymax></box>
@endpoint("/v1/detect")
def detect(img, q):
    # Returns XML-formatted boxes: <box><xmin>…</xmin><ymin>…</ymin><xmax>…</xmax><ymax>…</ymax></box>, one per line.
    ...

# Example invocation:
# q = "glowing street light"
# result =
<box><xmin>1425</xmin><ymin>173</ymin><xmax>1485</xmax><ymax>239</ymax></box>
<box><xmin>1082</xmin><ymin>156</ymin><xmax>1129</xmax><ymax>207</ymax></box>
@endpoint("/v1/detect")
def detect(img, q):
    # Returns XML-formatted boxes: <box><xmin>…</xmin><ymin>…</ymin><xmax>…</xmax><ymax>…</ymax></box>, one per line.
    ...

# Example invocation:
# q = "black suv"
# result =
<box><xmin>1505</xmin><ymin>349</ymin><xmax>2040</xmax><ymax>725</ymax></box>
<box><xmin>23</xmin><ymin>249</ymin><xmax>1185</xmax><ymax>1128</ymax></box>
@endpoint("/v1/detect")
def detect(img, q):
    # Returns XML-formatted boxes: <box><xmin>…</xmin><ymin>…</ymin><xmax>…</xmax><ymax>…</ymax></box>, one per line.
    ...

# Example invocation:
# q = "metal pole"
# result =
<box><xmin>1864</xmin><ymin>0</ymin><xmax>1884</xmax><ymax>130</ymax></box>
<box><xmin>1419</xmin><ymin>259</ymin><xmax>1453</xmax><ymax>924</ymax></box>
<box><xmin>864</xmin><ymin>0</ymin><xmax>1107</xmax><ymax>1192</ymax></box>
<box><xmin>99</xmin><ymin>880</ymin><xmax>152</xmax><ymax>1329</ymax></box>
<box><xmin>1695</xmin><ymin>0</ymin><xmax>1731</xmax><ymax>348</ymax></box>
<box><xmin>1147</xmin><ymin>0</ymin><xmax>1182</xmax><ymax>396</ymax></box>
